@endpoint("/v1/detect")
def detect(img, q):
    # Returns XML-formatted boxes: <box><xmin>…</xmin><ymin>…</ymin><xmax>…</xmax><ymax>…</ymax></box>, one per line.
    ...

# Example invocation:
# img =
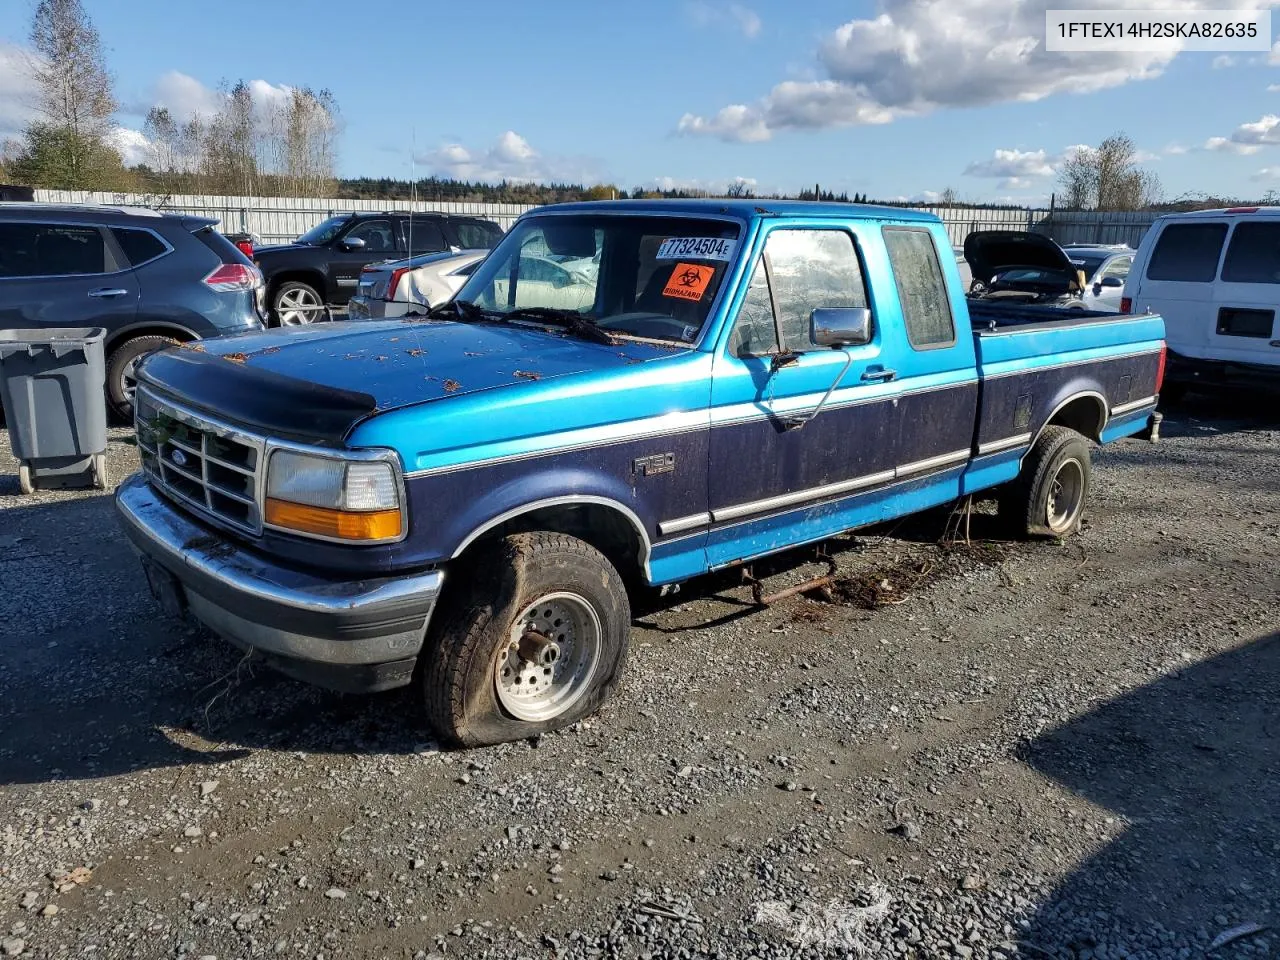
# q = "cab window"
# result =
<box><xmin>728</xmin><ymin>229</ymin><xmax>869</xmax><ymax>357</ymax></box>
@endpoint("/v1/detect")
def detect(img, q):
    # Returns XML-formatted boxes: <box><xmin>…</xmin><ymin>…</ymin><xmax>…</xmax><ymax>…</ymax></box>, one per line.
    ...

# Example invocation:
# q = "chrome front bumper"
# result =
<box><xmin>114</xmin><ymin>473</ymin><xmax>443</xmax><ymax>692</ymax></box>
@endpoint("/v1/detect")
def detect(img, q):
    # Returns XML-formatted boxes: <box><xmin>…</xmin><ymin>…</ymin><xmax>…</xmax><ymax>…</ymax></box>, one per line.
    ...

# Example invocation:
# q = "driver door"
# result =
<box><xmin>706</xmin><ymin>226</ymin><xmax>904</xmax><ymax>566</ymax></box>
<box><xmin>332</xmin><ymin>219</ymin><xmax>396</xmax><ymax>301</ymax></box>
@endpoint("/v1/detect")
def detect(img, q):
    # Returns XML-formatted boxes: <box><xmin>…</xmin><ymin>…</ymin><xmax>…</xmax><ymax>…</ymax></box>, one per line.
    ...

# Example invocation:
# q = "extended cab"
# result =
<box><xmin>116</xmin><ymin>200</ymin><xmax>1166</xmax><ymax>746</ymax></box>
<box><xmin>255</xmin><ymin>211</ymin><xmax>503</xmax><ymax>326</ymax></box>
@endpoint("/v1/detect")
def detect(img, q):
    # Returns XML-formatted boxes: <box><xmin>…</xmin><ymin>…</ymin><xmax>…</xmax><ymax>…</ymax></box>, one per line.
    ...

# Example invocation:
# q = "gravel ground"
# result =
<box><xmin>0</xmin><ymin>394</ymin><xmax>1277</xmax><ymax>960</ymax></box>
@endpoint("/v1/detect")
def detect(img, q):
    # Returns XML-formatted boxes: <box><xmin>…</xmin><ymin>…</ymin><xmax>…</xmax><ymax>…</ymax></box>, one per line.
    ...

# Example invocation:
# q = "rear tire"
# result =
<box><xmin>106</xmin><ymin>335</ymin><xmax>179</xmax><ymax>422</ymax></box>
<box><xmin>1000</xmin><ymin>425</ymin><xmax>1092</xmax><ymax>539</ymax></box>
<box><xmin>422</xmin><ymin>532</ymin><xmax>631</xmax><ymax>747</ymax></box>
<box><xmin>272</xmin><ymin>281</ymin><xmax>325</xmax><ymax>326</ymax></box>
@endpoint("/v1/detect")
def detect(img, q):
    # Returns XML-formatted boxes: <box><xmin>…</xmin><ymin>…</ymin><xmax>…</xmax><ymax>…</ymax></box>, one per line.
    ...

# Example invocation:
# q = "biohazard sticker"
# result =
<box><xmin>663</xmin><ymin>263</ymin><xmax>712</xmax><ymax>301</ymax></box>
<box><xmin>655</xmin><ymin>237</ymin><xmax>735</xmax><ymax>261</ymax></box>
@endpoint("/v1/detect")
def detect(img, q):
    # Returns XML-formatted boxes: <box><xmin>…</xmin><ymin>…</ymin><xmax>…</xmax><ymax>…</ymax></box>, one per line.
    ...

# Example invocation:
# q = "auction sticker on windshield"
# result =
<box><xmin>663</xmin><ymin>263</ymin><xmax>713</xmax><ymax>301</ymax></box>
<box><xmin>656</xmin><ymin>237</ymin><xmax>735</xmax><ymax>261</ymax></box>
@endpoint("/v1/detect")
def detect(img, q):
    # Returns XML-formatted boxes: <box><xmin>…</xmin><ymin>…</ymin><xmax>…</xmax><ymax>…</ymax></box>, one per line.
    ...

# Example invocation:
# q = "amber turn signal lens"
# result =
<box><xmin>265</xmin><ymin>498</ymin><xmax>402</xmax><ymax>542</ymax></box>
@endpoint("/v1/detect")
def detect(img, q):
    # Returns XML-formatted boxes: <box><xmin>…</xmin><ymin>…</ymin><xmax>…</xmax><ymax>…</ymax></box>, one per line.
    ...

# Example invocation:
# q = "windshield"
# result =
<box><xmin>297</xmin><ymin>215</ymin><xmax>350</xmax><ymax>246</ymax></box>
<box><xmin>455</xmin><ymin>214</ymin><xmax>741</xmax><ymax>343</ymax></box>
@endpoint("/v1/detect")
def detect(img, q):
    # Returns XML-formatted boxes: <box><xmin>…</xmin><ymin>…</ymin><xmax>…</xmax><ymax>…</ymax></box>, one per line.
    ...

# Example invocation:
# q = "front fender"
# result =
<box><xmin>406</xmin><ymin>461</ymin><xmax>656</xmax><ymax>566</ymax></box>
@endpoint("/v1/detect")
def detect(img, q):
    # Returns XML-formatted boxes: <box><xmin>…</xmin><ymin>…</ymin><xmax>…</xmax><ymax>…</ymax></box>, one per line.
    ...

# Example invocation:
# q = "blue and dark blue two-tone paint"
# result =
<box><xmin>137</xmin><ymin>199</ymin><xmax>1167</xmax><ymax>586</ymax></box>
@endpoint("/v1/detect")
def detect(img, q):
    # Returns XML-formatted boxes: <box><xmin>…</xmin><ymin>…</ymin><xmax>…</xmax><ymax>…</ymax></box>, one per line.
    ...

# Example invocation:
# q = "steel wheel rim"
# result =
<box><xmin>276</xmin><ymin>288</ymin><xmax>322</xmax><ymax>325</ymax></box>
<box><xmin>1046</xmin><ymin>457</ymin><xmax>1084</xmax><ymax>534</ymax></box>
<box><xmin>495</xmin><ymin>592</ymin><xmax>601</xmax><ymax>723</ymax></box>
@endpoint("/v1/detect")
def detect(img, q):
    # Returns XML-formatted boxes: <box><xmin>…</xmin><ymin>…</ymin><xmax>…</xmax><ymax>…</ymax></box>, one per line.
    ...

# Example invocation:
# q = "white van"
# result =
<box><xmin>1124</xmin><ymin>207</ymin><xmax>1280</xmax><ymax>393</ymax></box>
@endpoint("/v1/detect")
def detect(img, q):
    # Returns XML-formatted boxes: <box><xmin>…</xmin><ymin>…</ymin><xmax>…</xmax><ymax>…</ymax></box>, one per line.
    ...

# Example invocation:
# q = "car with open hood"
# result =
<box><xmin>965</xmin><ymin>230</ymin><xmax>1089</xmax><ymax>307</ymax></box>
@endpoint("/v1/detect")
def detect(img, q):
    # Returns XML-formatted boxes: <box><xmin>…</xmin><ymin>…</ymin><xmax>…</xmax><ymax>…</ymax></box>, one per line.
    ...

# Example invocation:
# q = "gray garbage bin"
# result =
<box><xmin>0</xmin><ymin>327</ymin><xmax>109</xmax><ymax>493</ymax></box>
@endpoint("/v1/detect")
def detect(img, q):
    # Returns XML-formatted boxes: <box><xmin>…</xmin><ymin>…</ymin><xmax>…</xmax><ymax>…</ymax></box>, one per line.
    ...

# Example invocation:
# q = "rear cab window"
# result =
<box><xmin>882</xmin><ymin>227</ymin><xmax>955</xmax><ymax>349</ymax></box>
<box><xmin>1146</xmin><ymin>222</ymin><xmax>1228</xmax><ymax>281</ymax></box>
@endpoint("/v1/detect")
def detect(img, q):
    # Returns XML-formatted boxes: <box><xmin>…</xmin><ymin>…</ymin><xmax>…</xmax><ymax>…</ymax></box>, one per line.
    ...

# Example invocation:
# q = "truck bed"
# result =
<box><xmin>967</xmin><ymin>299</ymin><xmax>1124</xmax><ymax>329</ymax></box>
<box><xmin>965</xmin><ymin>305</ymin><xmax>1165</xmax><ymax>497</ymax></box>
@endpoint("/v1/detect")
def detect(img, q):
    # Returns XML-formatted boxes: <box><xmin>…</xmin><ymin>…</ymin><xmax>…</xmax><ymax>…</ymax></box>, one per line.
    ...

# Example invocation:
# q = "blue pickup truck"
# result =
<box><xmin>115</xmin><ymin>200</ymin><xmax>1166</xmax><ymax>746</ymax></box>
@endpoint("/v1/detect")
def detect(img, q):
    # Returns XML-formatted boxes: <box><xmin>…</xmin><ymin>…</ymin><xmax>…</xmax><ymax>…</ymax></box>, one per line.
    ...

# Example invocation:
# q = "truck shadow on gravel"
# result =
<box><xmin>1019</xmin><ymin>630</ymin><xmax>1280</xmax><ymax>955</ymax></box>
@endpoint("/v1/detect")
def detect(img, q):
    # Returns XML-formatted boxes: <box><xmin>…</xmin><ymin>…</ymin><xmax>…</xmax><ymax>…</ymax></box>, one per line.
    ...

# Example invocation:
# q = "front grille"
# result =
<box><xmin>135</xmin><ymin>389</ymin><xmax>265</xmax><ymax>534</ymax></box>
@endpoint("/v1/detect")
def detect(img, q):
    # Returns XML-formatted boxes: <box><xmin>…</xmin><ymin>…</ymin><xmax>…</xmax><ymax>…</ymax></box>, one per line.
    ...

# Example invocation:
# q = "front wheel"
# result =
<box><xmin>1000</xmin><ymin>425</ymin><xmax>1092</xmax><ymax>538</ymax></box>
<box><xmin>422</xmin><ymin>532</ymin><xmax>631</xmax><ymax>747</ymax></box>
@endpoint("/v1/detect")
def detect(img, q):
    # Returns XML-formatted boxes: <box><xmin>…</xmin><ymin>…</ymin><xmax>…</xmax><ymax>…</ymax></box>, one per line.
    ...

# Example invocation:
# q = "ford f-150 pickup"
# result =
<box><xmin>115</xmin><ymin>199</ymin><xmax>1167</xmax><ymax>746</ymax></box>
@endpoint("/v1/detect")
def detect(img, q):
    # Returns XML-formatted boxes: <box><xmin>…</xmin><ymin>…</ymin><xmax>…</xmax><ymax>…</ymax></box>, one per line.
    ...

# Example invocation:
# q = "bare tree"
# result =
<box><xmin>142</xmin><ymin>106</ymin><xmax>182</xmax><ymax>191</ymax></box>
<box><xmin>1056</xmin><ymin>133</ymin><xmax>1161</xmax><ymax>211</ymax></box>
<box><xmin>15</xmin><ymin>0</ymin><xmax>122</xmax><ymax>188</ymax></box>
<box><xmin>939</xmin><ymin>186</ymin><xmax>958</xmax><ymax>207</ymax></box>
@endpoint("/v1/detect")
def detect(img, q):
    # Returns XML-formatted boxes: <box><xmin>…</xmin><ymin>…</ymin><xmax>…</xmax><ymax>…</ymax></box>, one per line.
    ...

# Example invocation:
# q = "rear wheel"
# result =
<box><xmin>422</xmin><ymin>532</ymin><xmax>631</xmax><ymax>747</ymax></box>
<box><xmin>272</xmin><ymin>281</ymin><xmax>325</xmax><ymax>326</ymax></box>
<box><xmin>106</xmin><ymin>335</ymin><xmax>179</xmax><ymax>422</ymax></box>
<box><xmin>1000</xmin><ymin>425</ymin><xmax>1092</xmax><ymax>538</ymax></box>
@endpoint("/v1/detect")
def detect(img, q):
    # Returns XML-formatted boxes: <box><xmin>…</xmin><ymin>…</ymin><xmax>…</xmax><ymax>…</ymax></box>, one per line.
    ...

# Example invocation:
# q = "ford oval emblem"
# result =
<box><xmin>171</xmin><ymin>449</ymin><xmax>189</xmax><ymax>468</ymax></box>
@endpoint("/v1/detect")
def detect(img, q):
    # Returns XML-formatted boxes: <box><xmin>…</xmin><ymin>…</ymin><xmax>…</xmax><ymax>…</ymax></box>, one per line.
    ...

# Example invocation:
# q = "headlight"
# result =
<box><xmin>265</xmin><ymin>449</ymin><xmax>404</xmax><ymax>543</ymax></box>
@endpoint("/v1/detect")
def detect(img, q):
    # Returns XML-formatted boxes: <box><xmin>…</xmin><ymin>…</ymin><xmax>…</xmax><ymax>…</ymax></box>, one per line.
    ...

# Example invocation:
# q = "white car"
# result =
<box><xmin>348</xmin><ymin>249</ymin><xmax>488</xmax><ymax>319</ymax></box>
<box><xmin>491</xmin><ymin>254</ymin><xmax>599</xmax><ymax>311</ymax></box>
<box><xmin>1124</xmin><ymin>207</ymin><xmax>1280</xmax><ymax>394</ymax></box>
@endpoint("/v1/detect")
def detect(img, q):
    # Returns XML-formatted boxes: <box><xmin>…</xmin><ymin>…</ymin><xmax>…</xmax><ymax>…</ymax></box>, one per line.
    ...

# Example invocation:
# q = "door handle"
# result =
<box><xmin>861</xmin><ymin>367</ymin><xmax>897</xmax><ymax>382</ymax></box>
<box><xmin>88</xmin><ymin>288</ymin><xmax>128</xmax><ymax>298</ymax></box>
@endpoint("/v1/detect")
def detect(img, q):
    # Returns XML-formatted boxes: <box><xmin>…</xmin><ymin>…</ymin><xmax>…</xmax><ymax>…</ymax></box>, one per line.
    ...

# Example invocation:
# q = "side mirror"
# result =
<box><xmin>1100</xmin><ymin>276</ymin><xmax>1124</xmax><ymax>288</ymax></box>
<box><xmin>340</xmin><ymin>236</ymin><xmax>367</xmax><ymax>251</ymax></box>
<box><xmin>810</xmin><ymin>307</ymin><xmax>872</xmax><ymax>347</ymax></box>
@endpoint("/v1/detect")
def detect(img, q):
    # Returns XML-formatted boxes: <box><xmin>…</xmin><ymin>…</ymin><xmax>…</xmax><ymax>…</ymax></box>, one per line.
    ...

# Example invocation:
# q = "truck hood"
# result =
<box><xmin>963</xmin><ymin>231</ymin><xmax>1083</xmax><ymax>292</ymax></box>
<box><xmin>136</xmin><ymin>319</ymin><xmax>685</xmax><ymax>444</ymax></box>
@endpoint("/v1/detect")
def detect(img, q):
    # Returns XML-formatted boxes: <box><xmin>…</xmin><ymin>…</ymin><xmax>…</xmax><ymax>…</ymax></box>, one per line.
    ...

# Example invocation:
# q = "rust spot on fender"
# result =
<box><xmin>513</xmin><ymin>370</ymin><xmax>541</xmax><ymax>381</ymax></box>
<box><xmin>223</xmin><ymin>352</ymin><xmax>248</xmax><ymax>364</ymax></box>
<box><xmin>406</xmin><ymin>347</ymin><xmax>426</xmax><ymax>357</ymax></box>
<box><xmin>443</xmin><ymin>379</ymin><xmax>461</xmax><ymax>393</ymax></box>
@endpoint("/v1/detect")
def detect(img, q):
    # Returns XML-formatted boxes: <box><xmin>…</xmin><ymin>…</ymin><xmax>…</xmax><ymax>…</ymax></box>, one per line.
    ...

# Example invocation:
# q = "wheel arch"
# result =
<box><xmin>105</xmin><ymin>321</ymin><xmax>200</xmax><ymax>356</ymax></box>
<box><xmin>451</xmin><ymin>496</ymin><xmax>652</xmax><ymax>587</ymax></box>
<box><xmin>268</xmin><ymin>269</ymin><xmax>329</xmax><ymax>300</ymax></box>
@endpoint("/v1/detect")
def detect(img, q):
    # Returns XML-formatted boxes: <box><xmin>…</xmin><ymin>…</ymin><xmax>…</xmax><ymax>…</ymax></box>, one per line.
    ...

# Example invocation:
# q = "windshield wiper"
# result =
<box><xmin>426</xmin><ymin>299</ymin><xmax>488</xmax><ymax>322</ymax></box>
<box><xmin>502</xmin><ymin>307</ymin><xmax>620</xmax><ymax>346</ymax></box>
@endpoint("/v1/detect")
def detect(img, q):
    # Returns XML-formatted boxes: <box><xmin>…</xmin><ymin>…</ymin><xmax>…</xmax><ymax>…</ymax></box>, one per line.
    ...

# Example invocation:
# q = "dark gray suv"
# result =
<box><xmin>0</xmin><ymin>203</ymin><xmax>264</xmax><ymax>419</ymax></box>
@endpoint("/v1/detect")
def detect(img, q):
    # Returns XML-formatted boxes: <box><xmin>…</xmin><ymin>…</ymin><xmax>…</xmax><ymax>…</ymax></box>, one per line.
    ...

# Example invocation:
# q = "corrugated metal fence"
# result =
<box><xmin>33</xmin><ymin>189</ymin><xmax>1160</xmax><ymax>248</ymax></box>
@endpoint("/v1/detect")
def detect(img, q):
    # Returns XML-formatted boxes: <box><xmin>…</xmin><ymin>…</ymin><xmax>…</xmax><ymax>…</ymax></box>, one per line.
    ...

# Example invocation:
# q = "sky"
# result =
<box><xmin>4</xmin><ymin>0</ymin><xmax>1280</xmax><ymax>204</ymax></box>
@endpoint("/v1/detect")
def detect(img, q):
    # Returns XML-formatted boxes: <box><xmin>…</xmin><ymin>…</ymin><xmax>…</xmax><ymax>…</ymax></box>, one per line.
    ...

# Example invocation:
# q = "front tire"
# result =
<box><xmin>106</xmin><ymin>335</ymin><xmax>179</xmax><ymax>422</ymax></box>
<box><xmin>422</xmin><ymin>532</ymin><xmax>631</xmax><ymax>747</ymax></box>
<box><xmin>1000</xmin><ymin>425</ymin><xmax>1092</xmax><ymax>539</ymax></box>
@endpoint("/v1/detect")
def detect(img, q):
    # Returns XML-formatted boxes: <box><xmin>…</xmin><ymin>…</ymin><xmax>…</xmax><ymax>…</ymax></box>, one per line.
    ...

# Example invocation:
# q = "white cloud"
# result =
<box><xmin>677</xmin><ymin>0</ymin><xmax>1278</xmax><ymax>141</ymax></box>
<box><xmin>649</xmin><ymin>174</ymin><xmax>760</xmax><ymax>194</ymax></box>
<box><xmin>129</xmin><ymin>71</ymin><xmax>295</xmax><ymax>124</ymax></box>
<box><xmin>1270</xmin><ymin>40</ymin><xmax>1280</xmax><ymax>64</ymax></box>
<box><xmin>688</xmin><ymin>1</ymin><xmax>762</xmax><ymax>38</ymax></box>
<box><xmin>1251</xmin><ymin>166</ymin><xmax>1280</xmax><ymax>180</ymax></box>
<box><xmin>1164</xmin><ymin>142</ymin><xmax>1189</xmax><ymax>155</ymax></box>
<box><xmin>677</xmin><ymin>104</ymin><xmax>772</xmax><ymax>142</ymax></box>
<box><xmin>963</xmin><ymin>148</ymin><xmax>1055</xmax><ymax>179</ymax></box>
<box><xmin>416</xmin><ymin>131</ymin><xmax>604</xmax><ymax>185</ymax></box>
<box><xmin>107</xmin><ymin>126</ymin><xmax>151</xmax><ymax>166</ymax></box>
<box><xmin>1213</xmin><ymin>54</ymin><xmax>1238</xmax><ymax>68</ymax></box>
<box><xmin>1269</xmin><ymin>83</ymin><xmax>1280</xmax><ymax>92</ymax></box>
<box><xmin>0</xmin><ymin>42</ymin><xmax>38</xmax><ymax>141</ymax></box>
<box><xmin>1205</xmin><ymin>114</ymin><xmax>1280</xmax><ymax>154</ymax></box>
